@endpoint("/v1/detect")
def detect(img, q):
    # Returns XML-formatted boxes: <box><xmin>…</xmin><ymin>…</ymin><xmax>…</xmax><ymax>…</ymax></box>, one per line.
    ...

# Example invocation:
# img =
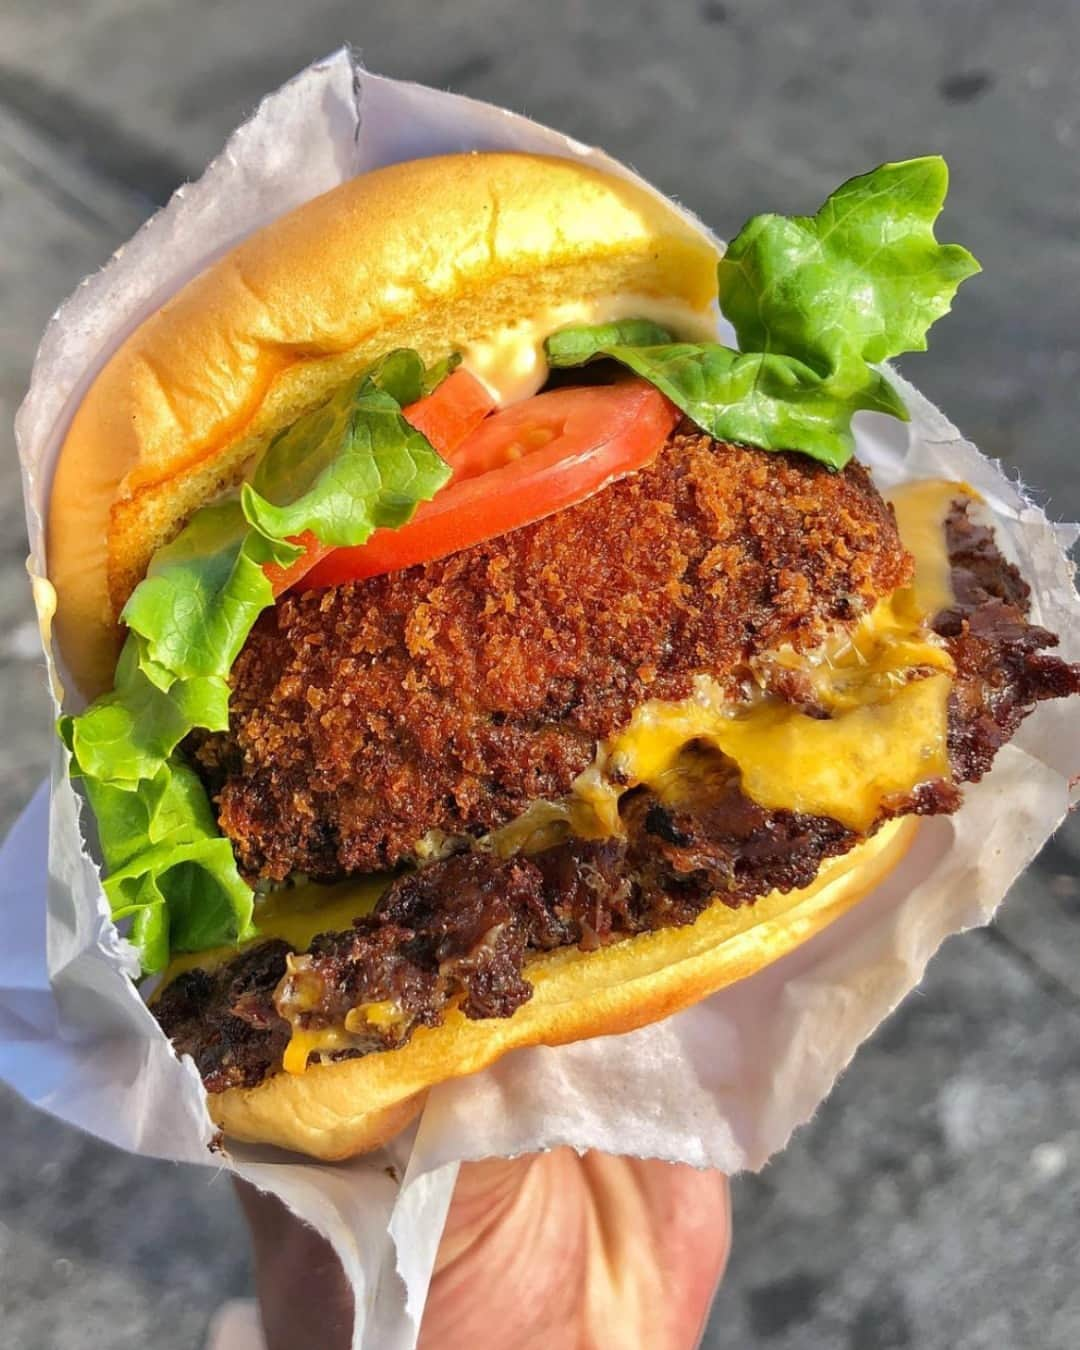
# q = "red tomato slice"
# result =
<box><xmin>302</xmin><ymin>379</ymin><xmax>680</xmax><ymax>589</ymax></box>
<box><xmin>402</xmin><ymin>365</ymin><xmax>496</xmax><ymax>456</ymax></box>
<box><xmin>264</xmin><ymin>369</ymin><xmax>496</xmax><ymax>595</ymax></box>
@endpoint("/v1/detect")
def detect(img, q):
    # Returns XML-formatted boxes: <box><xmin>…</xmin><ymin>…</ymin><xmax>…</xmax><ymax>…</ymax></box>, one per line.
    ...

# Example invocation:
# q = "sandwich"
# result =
<box><xmin>49</xmin><ymin>152</ymin><xmax>1080</xmax><ymax>1159</ymax></box>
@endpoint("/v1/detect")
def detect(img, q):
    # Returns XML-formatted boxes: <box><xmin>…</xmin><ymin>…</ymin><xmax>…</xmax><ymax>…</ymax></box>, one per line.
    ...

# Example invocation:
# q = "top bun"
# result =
<box><xmin>48</xmin><ymin>152</ymin><xmax>720</xmax><ymax>698</ymax></box>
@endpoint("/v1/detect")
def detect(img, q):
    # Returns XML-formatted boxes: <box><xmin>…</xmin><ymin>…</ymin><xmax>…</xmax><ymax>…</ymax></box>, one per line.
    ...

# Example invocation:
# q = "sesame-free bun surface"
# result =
<box><xmin>210</xmin><ymin>818</ymin><xmax>916</xmax><ymax>1160</ymax></box>
<box><xmin>48</xmin><ymin>152</ymin><xmax>720</xmax><ymax>697</ymax></box>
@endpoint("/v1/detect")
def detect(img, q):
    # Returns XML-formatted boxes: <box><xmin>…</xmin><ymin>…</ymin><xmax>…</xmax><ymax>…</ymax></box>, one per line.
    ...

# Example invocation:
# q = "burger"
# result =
<box><xmin>49</xmin><ymin>152</ymin><xmax>1080</xmax><ymax>1159</ymax></box>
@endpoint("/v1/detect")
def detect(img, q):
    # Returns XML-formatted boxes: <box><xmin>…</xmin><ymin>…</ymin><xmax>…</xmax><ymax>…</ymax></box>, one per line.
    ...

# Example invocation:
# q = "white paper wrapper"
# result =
<box><xmin>2</xmin><ymin>49</ymin><xmax>1078</xmax><ymax>1349</ymax></box>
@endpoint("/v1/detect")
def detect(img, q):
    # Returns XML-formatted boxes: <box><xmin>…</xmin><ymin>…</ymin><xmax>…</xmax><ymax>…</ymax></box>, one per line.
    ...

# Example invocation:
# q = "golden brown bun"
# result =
<box><xmin>210</xmin><ymin>818</ymin><xmax>917</xmax><ymax>1160</ymax></box>
<box><xmin>48</xmin><ymin>152</ymin><xmax>720</xmax><ymax>697</ymax></box>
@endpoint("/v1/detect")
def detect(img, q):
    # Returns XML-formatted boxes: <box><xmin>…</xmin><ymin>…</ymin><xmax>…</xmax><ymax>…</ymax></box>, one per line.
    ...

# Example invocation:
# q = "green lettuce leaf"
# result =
<box><xmin>544</xmin><ymin>319</ymin><xmax>677</xmax><ymax>364</ymax></box>
<box><xmin>546</xmin><ymin>157</ymin><xmax>978</xmax><ymax>468</ymax></box>
<box><xmin>59</xmin><ymin>637</ymin><xmax>229</xmax><ymax>787</ymax></box>
<box><xmin>242</xmin><ymin>373</ymin><xmax>451</xmax><ymax>548</ymax></box>
<box><xmin>85</xmin><ymin>761</ymin><xmax>254</xmax><ymax>975</ymax></box>
<box><xmin>553</xmin><ymin>341</ymin><xmax>905</xmax><ymax>468</ymax></box>
<box><xmin>64</xmin><ymin>350</ymin><xmax>456</xmax><ymax>974</ymax></box>
<box><xmin>418</xmin><ymin>351</ymin><xmax>463</xmax><ymax>398</ymax></box>
<box><xmin>121</xmin><ymin>499</ymin><xmax>294</xmax><ymax>683</ymax></box>
<box><xmin>545</xmin><ymin>329</ymin><xmax>904</xmax><ymax>469</ymax></box>
<box><xmin>716</xmin><ymin>156</ymin><xmax>981</xmax><ymax>379</ymax></box>
<box><xmin>369</xmin><ymin>346</ymin><xmax>461</xmax><ymax>403</ymax></box>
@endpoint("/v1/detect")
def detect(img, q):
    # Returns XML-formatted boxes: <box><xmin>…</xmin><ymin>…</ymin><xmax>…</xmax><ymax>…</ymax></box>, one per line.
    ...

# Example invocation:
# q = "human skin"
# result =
<box><xmin>236</xmin><ymin>1150</ymin><xmax>731</xmax><ymax>1349</ymax></box>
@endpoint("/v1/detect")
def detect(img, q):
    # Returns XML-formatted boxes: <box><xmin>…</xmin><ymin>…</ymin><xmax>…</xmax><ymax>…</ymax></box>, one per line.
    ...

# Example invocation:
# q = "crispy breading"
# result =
<box><xmin>192</xmin><ymin>429</ymin><xmax>912</xmax><ymax>881</ymax></box>
<box><xmin>163</xmin><ymin>496</ymin><xmax>1080</xmax><ymax>1094</ymax></box>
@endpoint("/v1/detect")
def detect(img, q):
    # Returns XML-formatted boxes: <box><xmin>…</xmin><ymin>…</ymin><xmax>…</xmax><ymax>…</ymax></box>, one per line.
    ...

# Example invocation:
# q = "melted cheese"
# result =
<box><xmin>154</xmin><ymin>873</ymin><xmax>389</xmax><ymax>990</ymax></box>
<box><xmin>571</xmin><ymin>670</ymin><xmax>951</xmax><ymax>838</ymax></box>
<box><xmin>345</xmin><ymin>1000</ymin><xmax>406</xmax><ymax>1032</ymax></box>
<box><xmin>281</xmin><ymin>1026</ymin><xmax>354</xmax><ymax>1075</ymax></box>
<box><xmin>565</xmin><ymin>478</ymin><xmax>970</xmax><ymax>837</ymax></box>
<box><xmin>160</xmin><ymin>476</ymin><xmax>974</xmax><ymax>1074</ymax></box>
<box><xmin>459</xmin><ymin>292</ymin><xmax>718</xmax><ymax>405</ymax></box>
<box><xmin>481</xmin><ymin>481</ymin><xmax>972</xmax><ymax>852</ymax></box>
<box><xmin>888</xmin><ymin>478</ymin><xmax>979</xmax><ymax>620</ymax></box>
<box><xmin>279</xmin><ymin>996</ymin><xmax>409</xmax><ymax>1073</ymax></box>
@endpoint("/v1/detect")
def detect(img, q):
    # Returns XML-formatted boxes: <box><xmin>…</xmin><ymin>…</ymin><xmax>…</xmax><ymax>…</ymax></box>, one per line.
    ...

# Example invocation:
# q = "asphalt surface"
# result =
<box><xmin>1</xmin><ymin>3</ymin><xmax>1078</xmax><ymax>1347</ymax></box>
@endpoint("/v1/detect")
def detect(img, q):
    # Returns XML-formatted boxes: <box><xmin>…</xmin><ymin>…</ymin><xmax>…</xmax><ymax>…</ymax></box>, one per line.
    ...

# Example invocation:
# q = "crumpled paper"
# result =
<box><xmin>2</xmin><ymin>48</ymin><xmax>1078</xmax><ymax>1350</ymax></box>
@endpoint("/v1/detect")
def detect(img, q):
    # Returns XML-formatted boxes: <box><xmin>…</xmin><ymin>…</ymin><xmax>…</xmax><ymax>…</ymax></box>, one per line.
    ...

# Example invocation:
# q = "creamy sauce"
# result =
<box><xmin>31</xmin><ymin>574</ymin><xmax>62</xmax><ymax>702</ymax></box>
<box><xmin>458</xmin><ymin>293</ymin><xmax>718</xmax><ymax>405</ymax></box>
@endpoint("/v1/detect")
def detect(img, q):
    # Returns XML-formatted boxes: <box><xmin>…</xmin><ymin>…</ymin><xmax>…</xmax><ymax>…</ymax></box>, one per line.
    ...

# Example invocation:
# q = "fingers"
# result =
<box><xmin>234</xmin><ymin>1178</ymin><xmax>353</xmax><ymax>1350</ymax></box>
<box><xmin>621</xmin><ymin>1156</ymin><xmax>732</xmax><ymax>1347</ymax></box>
<box><xmin>429</xmin><ymin>1155</ymin><xmax>533</xmax><ymax>1274</ymax></box>
<box><xmin>420</xmin><ymin>1150</ymin><xmax>731</xmax><ymax>1350</ymax></box>
<box><xmin>235</xmin><ymin>1153</ymin><xmax>732</xmax><ymax>1350</ymax></box>
<box><xmin>578</xmin><ymin>1154</ymin><xmax>731</xmax><ymax>1349</ymax></box>
<box><xmin>421</xmin><ymin>1153</ymin><xmax>581</xmax><ymax>1349</ymax></box>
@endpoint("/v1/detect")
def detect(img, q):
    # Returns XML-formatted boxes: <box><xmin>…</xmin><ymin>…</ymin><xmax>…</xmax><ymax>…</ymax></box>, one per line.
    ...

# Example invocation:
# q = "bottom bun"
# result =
<box><xmin>211</xmin><ymin>818</ymin><xmax>917</xmax><ymax>1159</ymax></box>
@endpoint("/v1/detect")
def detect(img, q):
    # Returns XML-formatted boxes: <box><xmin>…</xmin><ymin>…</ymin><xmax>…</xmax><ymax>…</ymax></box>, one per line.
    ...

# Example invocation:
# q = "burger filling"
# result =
<box><xmin>58</xmin><ymin>157</ymin><xmax>1080</xmax><ymax>1099</ymax></box>
<box><xmin>154</xmin><ymin>444</ymin><xmax>1080</xmax><ymax>1090</ymax></box>
<box><xmin>189</xmin><ymin>430</ymin><xmax>914</xmax><ymax>881</ymax></box>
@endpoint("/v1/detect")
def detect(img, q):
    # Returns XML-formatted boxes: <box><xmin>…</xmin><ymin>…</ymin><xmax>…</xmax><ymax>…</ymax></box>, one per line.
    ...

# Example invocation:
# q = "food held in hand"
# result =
<box><xmin>48</xmin><ymin>152</ymin><xmax>1080</xmax><ymax>1158</ymax></box>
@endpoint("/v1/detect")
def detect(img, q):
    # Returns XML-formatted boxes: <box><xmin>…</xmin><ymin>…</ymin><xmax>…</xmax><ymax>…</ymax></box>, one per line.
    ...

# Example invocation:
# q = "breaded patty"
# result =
<box><xmin>163</xmin><ymin>498</ymin><xmax>1080</xmax><ymax>1092</ymax></box>
<box><xmin>191</xmin><ymin>428</ymin><xmax>911</xmax><ymax>881</ymax></box>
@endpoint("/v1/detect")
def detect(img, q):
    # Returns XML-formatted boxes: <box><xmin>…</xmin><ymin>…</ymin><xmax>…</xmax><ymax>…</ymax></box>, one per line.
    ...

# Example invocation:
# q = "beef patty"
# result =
<box><xmin>157</xmin><ymin>497</ymin><xmax>1080</xmax><ymax>1092</ymax></box>
<box><xmin>191</xmin><ymin>430</ymin><xmax>911</xmax><ymax>881</ymax></box>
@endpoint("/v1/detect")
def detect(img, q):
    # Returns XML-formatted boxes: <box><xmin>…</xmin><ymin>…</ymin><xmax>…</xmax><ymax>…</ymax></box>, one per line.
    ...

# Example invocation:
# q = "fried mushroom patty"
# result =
<box><xmin>158</xmin><ymin>499</ymin><xmax>1080</xmax><ymax>1093</ymax></box>
<box><xmin>191</xmin><ymin>429</ymin><xmax>911</xmax><ymax>882</ymax></box>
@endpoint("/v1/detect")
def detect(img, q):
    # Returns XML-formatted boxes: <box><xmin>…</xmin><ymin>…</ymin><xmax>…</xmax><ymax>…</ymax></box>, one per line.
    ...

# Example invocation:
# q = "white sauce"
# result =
<box><xmin>458</xmin><ymin>293</ymin><xmax>719</xmax><ymax>405</ymax></box>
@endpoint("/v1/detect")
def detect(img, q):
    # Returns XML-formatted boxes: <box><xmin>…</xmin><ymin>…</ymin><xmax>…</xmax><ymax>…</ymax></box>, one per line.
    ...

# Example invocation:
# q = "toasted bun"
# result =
<box><xmin>48</xmin><ymin>152</ymin><xmax>720</xmax><ymax>697</ymax></box>
<box><xmin>209</xmin><ymin>818</ymin><xmax>916</xmax><ymax>1160</ymax></box>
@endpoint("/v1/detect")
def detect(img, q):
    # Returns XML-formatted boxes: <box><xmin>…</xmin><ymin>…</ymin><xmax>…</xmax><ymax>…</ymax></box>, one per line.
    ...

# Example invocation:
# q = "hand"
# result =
<box><xmin>236</xmin><ymin>1150</ymin><xmax>731</xmax><ymax>1350</ymax></box>
<box><xmin>420</xmin><ymin>1150</ymin><xmax>731</xmax><ymax>1349</ymax></box>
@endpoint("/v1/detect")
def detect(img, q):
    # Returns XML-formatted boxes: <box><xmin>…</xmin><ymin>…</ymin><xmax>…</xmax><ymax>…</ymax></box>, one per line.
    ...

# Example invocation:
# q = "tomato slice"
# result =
<box><xmin>402</xmin><ymin>365</ymin><xmax>496</xmax><ymax>455</ymax></box>
<box><xmin>264</xmin><ymin>369</ymin><xmax>496</xmax><ymax>595</ymax></box>
<box><xmin>302</xmin><ymin>379</ymin><xmax>680</xmax><ymax>590</ymax></box>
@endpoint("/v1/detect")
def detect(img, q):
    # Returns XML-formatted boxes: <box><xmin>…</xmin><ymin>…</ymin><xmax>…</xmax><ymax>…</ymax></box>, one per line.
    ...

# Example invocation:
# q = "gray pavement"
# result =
<box><xmin>1</xmin><ymin>3</ymin><xmax>1078</xmax><ymax>1346</ymax></box>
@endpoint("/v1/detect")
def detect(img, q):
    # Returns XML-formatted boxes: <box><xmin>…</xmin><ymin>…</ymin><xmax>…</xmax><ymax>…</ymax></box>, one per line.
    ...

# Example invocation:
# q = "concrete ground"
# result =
<box><xmin>1</xmin><ymin>2</ymin><xmax>1078</xmax><ymax>1346</ymax></box>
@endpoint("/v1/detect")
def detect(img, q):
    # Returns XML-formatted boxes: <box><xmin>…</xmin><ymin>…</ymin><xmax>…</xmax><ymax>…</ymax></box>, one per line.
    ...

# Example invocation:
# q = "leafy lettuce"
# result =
<box><xmin>545</xmin><ymin>157</ymin><xmax>980</xmax><ymax>469</ymax></box>
<box><xmin>242</xmin><ymin>351</ymin><xmax>455</xmax><ymax>547</ymax></box>
<box><xmin>63</xmin><ymin>353</ymin><xmax>454</xmax><ymax>974</ymax></box>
